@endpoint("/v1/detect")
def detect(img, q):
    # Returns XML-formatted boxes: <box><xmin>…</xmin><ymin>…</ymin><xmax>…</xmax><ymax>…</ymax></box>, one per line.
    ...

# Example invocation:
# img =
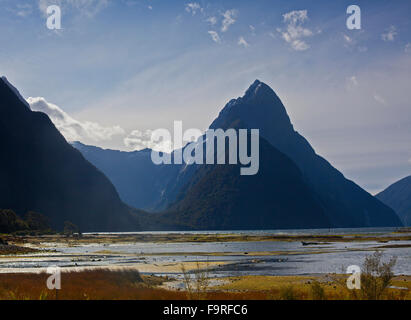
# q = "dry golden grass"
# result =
<box><xmin>0</xmin><ymin>270</ymin><xmax>409</xmax><ymax>300</ymax></box>
<box><xmin>0</xmin><ymin>269</ymin><xmax>183</xmax><ymax>300</ymax></box>
<box><xmin>212</xmin><ymin>274</ymin><xmax>411</xmax><ymax>300</ymax></box>
<box><xmin>0</xmin><ymin>269</ymin><xmax>280</xmax><ymax>300</ymax></box>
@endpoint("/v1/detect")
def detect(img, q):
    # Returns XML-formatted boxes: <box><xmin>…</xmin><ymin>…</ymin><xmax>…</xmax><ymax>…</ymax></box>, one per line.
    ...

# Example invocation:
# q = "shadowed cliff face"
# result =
<box><xmin>209</xmin><ymin>80</ymin><xmax>402</xmax><ymax>228</ymax></box>
<box><xmin>0</xmin><ymin>77</ymin><xmax>140</xmax><ymax>232</ymax></box>
<box><xmin>158</xmin><ymin>133</ymin><xmax>331</xmax><ymax>231</ymax></box>
<box><xmin>377</xmin><ymin>176</ymin><xmax>411</xmax><ymax>226</ymax></box>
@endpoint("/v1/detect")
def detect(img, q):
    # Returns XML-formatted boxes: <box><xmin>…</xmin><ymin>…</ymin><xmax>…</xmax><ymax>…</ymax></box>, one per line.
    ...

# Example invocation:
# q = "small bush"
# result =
<box><xmin>280</xmin><ymin>285</ymin><xmax>296</xmax><ymax>300</ymax></box>
<box><xmin>360</xmin><ymin>251</ymin><xmax>397</xmax><ymax>300</ymax></box>
<box><xmin>310</xmin><ymin>281</ymin><xmax>326</xmax><ymax>300</ymax></box>
<box><xmin>181</xmin><ymin>262</ymin><xmax>210</xmax><ymax>300</ymax></box>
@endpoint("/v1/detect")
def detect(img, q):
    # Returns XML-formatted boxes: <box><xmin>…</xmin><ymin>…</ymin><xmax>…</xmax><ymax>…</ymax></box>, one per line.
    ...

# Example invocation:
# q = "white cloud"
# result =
<box><xmin>283</xmin><ymin>10</ymin><xmax>308</xmax><ymax>25</ymax></box>
<box><xmin>221</xmin><ymin>9</ymin><xmax>237</xmax><ymax>32</ymax></box>
<box><xmin>206</xmin><ymin>16</ymin><xmax>217</xmax><ymax>25</ymax></box>
<box><xmin>381</xmin><ymin>26</ymin><xmax>397</xmax><ymax>42</ymax></box>
<box><xmin>343</xmin><ymin>34</ymin><xmax>353</xmax><ymax>44</ymax></box>
<box><xmin>27</xmin><ymin>97</ymin><xmax>125</xmax><ymax>142</ymax></box>
<box><xmin>342</xmin><ymin>33</ymin><xmax>367</xmax><ymax>53</ymax></box>
<box><xmin>350</xmin><ymin>76</ymin><xmax>358</xmax><ymax>86</ymax></box>
<box><xmin>278</xmin><ymin>10</ymin><xmax>313</xmax><ymax>51</ymax></box>
<box><xmin>12</xmin><ymin>3</ymin><xmax>33</xmax><ymax>17</ymax></box>
<box><xmin>405</xmin><ymin>43</ymin><xmax>411</xmax><ymax>53</ymax></box>
<box><xmin>208</xmin><ymin>31</ymin><xmax>221</xmax><ymax>43</ymax></box>
<box><xmin>358</xmin><ymin>46</ymin><xmax>368</xmax><ymax>53</ymax></box>
<box><xmin>38</xmin><ymin>0</ymin><xmax>109</xmax><ymax>17</ymax></box>
<box><xmin>124</xmin><ymin>129</ymin><xmax>173</xmax><ymax>152</ymax></box>
<box><xmin>373</xmin><ymin>94</ymin><xmax>387</xmax><ymax>106</ymax></box>
<box><xmin>185</xmin><ymin>2</ymin><xmax>202</xmax><ymax>15</ymax></box>
<box><xmin>238</xmin><ymin>36</ymin><xmax>249</xmax><ymax>48</ymax></box>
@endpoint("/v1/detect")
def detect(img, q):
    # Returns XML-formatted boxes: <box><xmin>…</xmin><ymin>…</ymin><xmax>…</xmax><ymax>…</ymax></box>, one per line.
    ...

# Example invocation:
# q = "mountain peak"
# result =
<box><xmin>0</xmin><ymin>76</ymin><xmax>31</xmax><ymax>110</ymax></box>
<box><xmin>243</xmin><ymin>79</ymin><xmax>276</xmax><ymax>101</ymax></box>
<box><xmin>210</xmin><ymin>79</ymin><xmax>293</xmax><ymax>132</ymax></box>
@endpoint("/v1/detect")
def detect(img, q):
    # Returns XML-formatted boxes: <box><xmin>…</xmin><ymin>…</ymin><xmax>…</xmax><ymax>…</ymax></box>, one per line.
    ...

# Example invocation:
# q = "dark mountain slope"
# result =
<box><xmin>151</xmin><ymin>135</ymin><xmax>330</xmax><ymax>230</ymax></box>
<box><xmin>376</xmin><ymin>176</ymin><xmax>411</xmax><ymax>226</ymax></box>
<box><xmin>208</xmin><ymin>80</ymin><xmax>402</xmax><ymax>228</ymax></box>
<box><xmin>0</xmin><ymin>77</ymin><xmax>140</xmax><ymax>232</ymax></box>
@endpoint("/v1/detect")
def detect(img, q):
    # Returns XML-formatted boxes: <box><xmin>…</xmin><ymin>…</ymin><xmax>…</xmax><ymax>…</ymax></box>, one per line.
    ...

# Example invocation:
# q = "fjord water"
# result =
<box><xmin>1</xmin><ymin>228</ymin><xmax>410</xmax><ymax>277</ymax></box>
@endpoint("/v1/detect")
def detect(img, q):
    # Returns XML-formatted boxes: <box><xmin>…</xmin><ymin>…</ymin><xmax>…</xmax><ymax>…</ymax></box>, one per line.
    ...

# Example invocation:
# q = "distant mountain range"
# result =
<box><xmin>71</xmin><ymin>142</ymin><xmax>180</xmax><ymax>210</ymax></box>
<box><xmin>0</xmin><ymin>77</ymin><xmax>140</xmax><ymax>232</ymax></box>
<box><xmin>377</xmin><ymin>176</ymin><xmax>411</xmax><ymax>226</ymax></box>
<box><xmin>73</xmin><ymin>80</ymin><xmax>402</xmax><ymax>230</ymax></box>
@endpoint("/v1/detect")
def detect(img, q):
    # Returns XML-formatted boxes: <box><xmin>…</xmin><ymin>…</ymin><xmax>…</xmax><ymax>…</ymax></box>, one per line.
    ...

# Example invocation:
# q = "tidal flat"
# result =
<box><xmin>0</xmin><ymin>228</ymin><xmax>410</xmax><ymax>299</ymax></box>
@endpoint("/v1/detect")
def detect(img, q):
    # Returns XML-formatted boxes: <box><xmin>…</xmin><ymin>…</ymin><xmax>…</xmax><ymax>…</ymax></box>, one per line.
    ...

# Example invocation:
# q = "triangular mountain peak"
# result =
<box><xmin>243</xmin><ymin>79</ymin><xmax>278</xmax><ymax>101</ymax></box>
<box><xmin>210</xmin><ymin>79</ymin><xmax>294</xmax><ymax>134</ymax></box>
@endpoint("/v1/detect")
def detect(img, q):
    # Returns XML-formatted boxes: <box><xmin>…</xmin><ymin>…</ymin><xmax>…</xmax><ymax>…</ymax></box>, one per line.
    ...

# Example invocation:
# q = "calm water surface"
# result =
<box><xmin>1</xmin><ymin>228</ymin><xmax>410</xmax><ymax>276</ymax></box>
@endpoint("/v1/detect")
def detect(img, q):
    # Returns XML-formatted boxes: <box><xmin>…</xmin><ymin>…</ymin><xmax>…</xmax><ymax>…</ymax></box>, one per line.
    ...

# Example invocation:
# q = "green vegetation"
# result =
<box><xmin>359</xmin><ymin>251</ymin><xmax>397</xmax><ymax>300</ymax></box>
<box><xmin>0</xmin><ymin>209</ymin><xmax>52</xmax><ymax>235</ymax></box>
<box><xmin>63</xmin><ymin>221</ymin><xmax>80</xmax><ymax>236</ymax></box>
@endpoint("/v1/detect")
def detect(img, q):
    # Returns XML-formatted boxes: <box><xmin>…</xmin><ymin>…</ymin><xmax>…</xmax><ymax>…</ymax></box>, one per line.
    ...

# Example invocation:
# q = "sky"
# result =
<box><xmin>0</xmin><ymin>0</ymin><xmax>410</xmax><ymax>194</ymax></box>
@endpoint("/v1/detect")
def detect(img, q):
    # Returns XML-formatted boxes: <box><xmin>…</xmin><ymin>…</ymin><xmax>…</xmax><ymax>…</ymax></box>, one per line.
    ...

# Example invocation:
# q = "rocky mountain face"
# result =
<box><xmin>377</xmin><ymin>176</ymin><xmax>411</xmax><ymax>226</ymax></box>
<box><xmin>205</xmin><ymin>80</ymin><xmax>402</xmax><ymax>228</ymax></box>
<box><xmin>0</xmin><ymin>77</ymin><xmax>140</xmax><ymax>232</ymax></box>
<box><xmin>155</xmin><ymin>134</ymin><xmax>331</xmax><ymax>230</ymax></box>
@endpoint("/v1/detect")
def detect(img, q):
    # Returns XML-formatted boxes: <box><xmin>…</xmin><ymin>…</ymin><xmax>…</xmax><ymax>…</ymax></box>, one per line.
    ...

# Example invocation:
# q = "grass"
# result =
<box><xmin>0</xmin><ymin>269</ymin><xmax>409</xmax><ymax>300</ymax></box>
<box><xmin>211</xmin><ymin>274</ymin><xmax>410</xmax><ymax>300</ymax></box>
<box><xmin>0</xmin><ymin>269</ymin><xmax>185</xmax><ymax>300</ymax></box>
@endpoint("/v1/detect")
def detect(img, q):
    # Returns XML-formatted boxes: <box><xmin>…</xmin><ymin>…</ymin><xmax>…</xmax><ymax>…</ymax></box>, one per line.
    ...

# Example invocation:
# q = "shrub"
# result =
<box><xmin>360</xmin><ymin>251</ymin><xmax>397</xmax><ymax>300</ymax></box>
<box><xmin>310</xmin><ymin>281</ymin><xmax>326</xmax><ymax>300</ymax></box>
<box><xmin>280</xmin><ymin>285</ymin><xmax>296</xmax><ymax>300</ymax></box>
<box><xmin>63</xmin><ymin>221</ymin><xmax>79</xmax><ymax>235</ymax></box>
<box><xmin>24</xmin><ymin>211</ymin><xmax>50</xmax><ymax>231</ymax></box>
<box><xmin>0</xmin><ymin>209</ymin><xmax>28</xmax><ymax>233</ymax></box>
<box><xmin>181</xmin><ymin>262</ymin><xmax>210</xmax><ymax>300</ymax></box>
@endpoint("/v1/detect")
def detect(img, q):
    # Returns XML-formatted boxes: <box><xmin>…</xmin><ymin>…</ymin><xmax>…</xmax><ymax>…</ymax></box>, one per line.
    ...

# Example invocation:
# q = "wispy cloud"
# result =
<box><xmin>206</xmin><ymin>16</ymin><xmax>217</xmax><ymax>26</ymax></box>
<box><xmin>185</xmin><ymin>2</ymin><xmax>202</xmax><ymax>16</ymax></box>
<box><xmin>221</xmin><ymin>9</ymin><xmax>237</xmax><ymax>32</ymax></box>
<box><xmin>277</xmin><ymin>10</ymin><xmax>314</xmax><ymax>51</ymax></box>
<box><xmin>405</xmin><ymin>43</ymin><xmax>411</xmax><ymax>53</ymax></box>
<box><xmin>373</xmin><ymin>94</ymin><xmax>387</xmax><ymax>106</ymax></box>
<box><xmin>343</xmin><ymin>34</ymin><xmax>353</xmax><ymax>45</ymax></box>
<box><xmin>342</xmin><ymin>33</ymin><xmax>367</xmax><ymax>53</ymax></box>
<box><xmin>238</xmin><ymin>36</ymin><xmax>249</xmax><ymax>48</ymax></box>
<box><xmin>124</xmin><ymin>129</ymin><xmax>173</xmax><ymax>152</ymax></box>
<box><xmin>208</xmin><ymin>30</ymin><xmax>221</xmax><ymax>43</ymax></box>
<box><xmin>11</xmin><ymin>3</ymin><xmax>33</xmax><ymax>17</ymax></box>
<box><xmin>347</xmin><ymin>75</ymin><xmax>359</xmax><ymax>90</ymax></box>
<box><xmin>27</xmin><ymin>97</ymin><xmax>125</xmax><ymax>142</ymax></box>
<box><xmin>38</xmin><ymin>0</ymin><xmax>109</xmax><ymax>17</ymax></box>
<box><xmin>381</xmin><ymin>25</ymin><xmax>397</xmax><ymax>42</ymax></box>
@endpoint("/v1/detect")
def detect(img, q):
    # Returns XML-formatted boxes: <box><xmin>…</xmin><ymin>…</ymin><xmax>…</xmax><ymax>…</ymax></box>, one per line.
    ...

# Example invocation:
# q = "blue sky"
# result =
<box><xmin>0</xmin><ymin>0</ymin><xmax>410</xmax><ymax>194</ymax></box>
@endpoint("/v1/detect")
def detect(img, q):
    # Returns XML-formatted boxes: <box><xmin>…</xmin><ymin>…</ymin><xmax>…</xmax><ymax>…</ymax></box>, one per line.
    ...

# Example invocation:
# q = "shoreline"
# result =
<box><xmin>3</xmin><ymin>228</ymin><xmax>411</xmax><ymax>247</ymax></box>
